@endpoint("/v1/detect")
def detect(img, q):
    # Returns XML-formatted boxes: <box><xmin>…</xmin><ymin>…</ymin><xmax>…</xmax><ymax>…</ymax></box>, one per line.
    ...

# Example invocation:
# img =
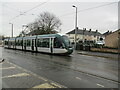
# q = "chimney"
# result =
<box><xmin>83</xmin><ymin>28</ymin><xmax>86</xmax><ymax>32</ymax></box>
<box><xmin>96</xmin><ymin>30</ymin><xmax>98</xmax><ymax>33</ymax></box>
<box><xmin>89</xmin><ymin>29</ymin><xmax>91</xmax><ymax>32</ymax></box>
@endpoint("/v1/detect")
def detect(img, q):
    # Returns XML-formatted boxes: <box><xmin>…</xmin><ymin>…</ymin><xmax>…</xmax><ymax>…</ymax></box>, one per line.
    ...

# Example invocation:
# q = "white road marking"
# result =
<box><xmin>97</xmin><ymin>84</ymin><xmax>104</xmax><ymax>87</ymax></box>
<box><xmin>6</xmin><ymin>61</ymin><xmax>48</xmax><ymax>81</ymax></box>
<box><xmin>51</xmin><ymin>83</ymin><xmax>62</xmax><ymax>88</ymax></box>
<box><xmin>75</xmin><ymin>77</ymin><xmax>82</xmax><ymax>80</ymax></box>
<box><xmin>0</xmin><ymin>67</ymin><xmax>15</xmax><ymax>70</ymax></box>
<box><xmin>32</xmin><ymin>83</ymin><xmax>55</xmax><ymax>88</ymax></box>
<box><xmin>5</xmin><ymin>61</ymin><xmax>66</xmax><ymax>88</ymax></box>
<box><xmin>2</xmin><ymin>73</ymin><xmax>30</xmax><ymax>78</ymax></box>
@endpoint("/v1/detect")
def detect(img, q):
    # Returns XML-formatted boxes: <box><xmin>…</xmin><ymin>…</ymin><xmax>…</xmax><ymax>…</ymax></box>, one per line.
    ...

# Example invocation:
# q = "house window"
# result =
<box><xmin>94</xmin><ymin>35</ymin><xmax>96</xmax><ymax>37</ymax></box>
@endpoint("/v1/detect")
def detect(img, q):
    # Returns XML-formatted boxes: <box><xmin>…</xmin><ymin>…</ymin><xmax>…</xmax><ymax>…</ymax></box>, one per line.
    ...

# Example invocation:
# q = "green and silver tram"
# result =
<box><xmin>4</xmin><ymin>34</ymin><xmax>73</xmax><ymax>55</ymax></box>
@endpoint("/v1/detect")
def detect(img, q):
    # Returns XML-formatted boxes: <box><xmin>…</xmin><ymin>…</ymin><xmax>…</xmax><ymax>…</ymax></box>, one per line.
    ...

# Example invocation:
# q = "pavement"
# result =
<box><xmin>1</xmin><ymin>60</ymin><xmax>66</xmax><ymax>89</ymax></box>
<box><xmin>77</xmin><ymin>50</ymin><xmax>118</xmax><ymax>60</ymax></box>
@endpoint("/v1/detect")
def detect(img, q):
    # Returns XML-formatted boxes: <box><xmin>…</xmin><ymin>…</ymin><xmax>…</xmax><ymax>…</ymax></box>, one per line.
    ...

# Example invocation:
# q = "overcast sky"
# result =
<box><xmin>0</xmin><ymin>0</ymin><xmax>119</xmax><ymax>37</ymax></box>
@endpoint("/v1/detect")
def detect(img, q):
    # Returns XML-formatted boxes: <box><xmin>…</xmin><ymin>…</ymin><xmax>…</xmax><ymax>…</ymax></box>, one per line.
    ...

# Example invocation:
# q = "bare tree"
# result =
<box><xmin>27</xmin><ymin>22</ymin><xmax>34</xmax><ymax>32</ymax></box>
<box><xmin>28</xmin><ymin>12</ymin><xmax>62</xmax><ymax>35</ymax></box>
<box><xmin>19</xmin><ymin>31</ymin><xmax>26</xmax><ymax>37</ymax></box>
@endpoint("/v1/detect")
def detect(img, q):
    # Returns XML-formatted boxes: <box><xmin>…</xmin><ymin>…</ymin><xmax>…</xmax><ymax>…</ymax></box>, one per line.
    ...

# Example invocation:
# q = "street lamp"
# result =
<box><xmin>118</xmin><ymin>29</ymin><xmax>120</xmax><ymax>61</ymax></box>
<box><xmin>72</xmin><ymin>5</ymin><xmax>78</xmax><ymax>50</ymax></box>
<box><xmin>9</xmin><ymin>23</ymin><xmax>13</xmax><ymax>37</ymax></box>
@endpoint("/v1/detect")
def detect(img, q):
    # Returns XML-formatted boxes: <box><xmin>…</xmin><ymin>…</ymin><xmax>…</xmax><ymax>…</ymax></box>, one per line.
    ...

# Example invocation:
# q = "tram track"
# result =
<box><xmin>3</xmin><ymin>49</ymin><xmax>119</xmax><ymax>84</ymax></box>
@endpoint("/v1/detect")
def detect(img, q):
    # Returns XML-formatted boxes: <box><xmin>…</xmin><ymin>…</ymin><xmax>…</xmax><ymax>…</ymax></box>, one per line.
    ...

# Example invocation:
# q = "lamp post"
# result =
<box><xmin>72</xmin><ymin>5</ymin><xmax>78</xmax><ymax>50</ymax></box>
<box><xmin>9</xmin><ymin>23</ymin><xmax>13</xmax><ymax>37</ymax></box>
<box><xmin>118</xmin><ymin>29</ymin><xmax>120</xmax><ymax>60</ymax></box>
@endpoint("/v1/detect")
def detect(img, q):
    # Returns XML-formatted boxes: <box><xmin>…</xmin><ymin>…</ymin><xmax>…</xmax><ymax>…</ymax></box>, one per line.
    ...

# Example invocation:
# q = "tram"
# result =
<box><xmin>4</xmin><ymin>34</ymin><xmax>73</xmax><ymax>55</ymax></box>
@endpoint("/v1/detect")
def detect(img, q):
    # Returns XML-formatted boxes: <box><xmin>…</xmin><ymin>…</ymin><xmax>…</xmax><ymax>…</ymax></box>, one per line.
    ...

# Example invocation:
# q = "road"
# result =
<box><xmin>1</xmin><ymin>47</ymin><xmax>119</xmax><ymax>88</ymax></box>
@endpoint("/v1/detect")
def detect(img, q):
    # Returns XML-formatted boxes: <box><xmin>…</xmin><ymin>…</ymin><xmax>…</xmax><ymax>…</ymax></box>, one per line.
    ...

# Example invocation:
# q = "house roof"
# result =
<box><xmin>104</xmin><ymin>29</ymin><xmax>120</xmax><ymax>36</ymax></box>
<box><xmin>66</xmin><ymin>29</ymin><xmax>103</xmax><ymax>36</ymax></box>
<box><xmin>103</xmin><ymin>31</ymin><xmax>112</xmax><ymax>36</ymax></box>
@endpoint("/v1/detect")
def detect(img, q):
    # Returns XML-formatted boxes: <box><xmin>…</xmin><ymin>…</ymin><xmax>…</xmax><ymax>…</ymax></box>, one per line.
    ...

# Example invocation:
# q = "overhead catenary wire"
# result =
<box><xmin>59</xmin><ymin>2</ymin><xmax>117</xmax><ymax>18</ymax></box>
<box><xmin>23</xmin><ymin>1</ymin><xmax>49</xmax><ymax>14</ymax></box>
<box><xmin>9</xmin><ymin>0</ymin><xmax>49</xmax><ymax>22</ymax></box>
<box><xmin>3</xmin><ymin>5</ymin><xmax>22</xmax><ymax>13</ymax></box>
<box><xmin>9</xmin><ymin>2</ymin><xmax>117</xmax><ymax>22</ymax></box>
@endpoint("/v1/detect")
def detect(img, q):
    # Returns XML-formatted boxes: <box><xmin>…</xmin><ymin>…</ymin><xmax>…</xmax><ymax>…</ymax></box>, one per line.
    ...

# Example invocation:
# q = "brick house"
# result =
<box><xmin>104</xmin><ymin>29</ymin><xmax>120</xmax><ymax>48</ymax></box>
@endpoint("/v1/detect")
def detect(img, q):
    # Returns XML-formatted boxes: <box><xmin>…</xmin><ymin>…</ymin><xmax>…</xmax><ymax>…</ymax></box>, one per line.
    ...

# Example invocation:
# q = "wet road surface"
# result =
<box><xmin>1</xmin><ymin>47</ymin><xmax>119</xmax><ymax>88</ymax></box>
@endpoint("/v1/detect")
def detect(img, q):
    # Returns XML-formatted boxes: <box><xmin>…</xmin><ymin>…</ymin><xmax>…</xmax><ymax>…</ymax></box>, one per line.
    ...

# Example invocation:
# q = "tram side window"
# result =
<box><xmin>23</xmin><ymin>40</ymin><xmax>26</xmax><ymax>46</ymax></box>
<box><xmin>5</xmin><ymin>41</ymin><xmax>8</xmax><ymax>45</ymax></box>
<box><xmin>15</xmin><ymin>40</ymin><xmax>18</xmax><ymax>45</ymax></box>
<box><xmin>27</xmin><ymin>40</ymin><xmax>31</xmax><ymax>46</ymax></box>
<box><xmin>18</xmin><ymin>40</ymin><xmax>20</xmax><ymax>46</ymax></box>
<box><xmin>20</xmin><ymin>40</ymin><xmax>23</xmax><ymax>46</ymax></box>
<box><xmin>18</xmin><ymin>40</ymin><xmax>22</xmax><ymax>46</ymax></box>
<box><xmin>10</xmin><ymin>41</ymin><xmax>12</xmax><ymax>45</ymax></box>
<box><xmin>54</xmin><ymin>38</ymin><xmax>62</xmax><ymax>48</ymax></box>
<box><xmin>37</xmin><ymin>39</ymin><xmax>41</xmax><ymax>47</ymax></box>
<box><xmin>16</xmin><ymin>40</ymin><xmax>19</xmax><ymax>46</ymax></box>
<box><xmin>12</xmin><ymin>41</ymin><xmax>15</xmax><ymax>46</ymax></box>
<box><xmin>37</xmin><ymin>38</ymin><xmax>49</xmax><ymax>48</ymax></box>
<box><xmin>19</xmin><ymin>40</ymin><xmax>21</xmax><ymax>46</ymax></box>
<box><xmin>42</xmin><ymin>38</ymin><xmax>49</xmax><ymax>48</ymax></box>
<box><xmin>12</xmin><ymin>40</ymin><xmax>15</xmax><ymax>46</ymax></box>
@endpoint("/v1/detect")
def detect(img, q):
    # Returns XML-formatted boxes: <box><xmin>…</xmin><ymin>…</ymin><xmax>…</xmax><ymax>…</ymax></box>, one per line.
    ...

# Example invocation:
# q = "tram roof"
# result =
<box><xmin>14</xmin><ymin>34</ymin><xmax>61</xmax><ymax>40</ymax></box>
<box><xmin>9</xmin><ymin>37</ymin><xmax>16</xmax><ymax>40</ymax></box>
<box><xmin>37</xmin><ymin>34</ymin><xmax>61</xmax><ymax>38</ymax></box>
<box><xmin>23</xmin><ymin>35</ymin><xmax>37</xmax><ymax>39</ymax></box>
<box><xmin>16</xmin><ymin>37</ymin><xmax>23</xmax><ymax>40</ymax></box>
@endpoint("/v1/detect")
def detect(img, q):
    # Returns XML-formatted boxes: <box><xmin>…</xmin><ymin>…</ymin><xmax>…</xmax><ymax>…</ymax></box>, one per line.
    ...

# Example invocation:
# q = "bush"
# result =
<box><xmin>103</xmin><ymin>46</ymin><xmax>118</xmax><ymax>49</ymax></box>
<box><xmin>92</xmin><ymin>44</ymin><xmax>102</xmax><ymax>48</ymax></box>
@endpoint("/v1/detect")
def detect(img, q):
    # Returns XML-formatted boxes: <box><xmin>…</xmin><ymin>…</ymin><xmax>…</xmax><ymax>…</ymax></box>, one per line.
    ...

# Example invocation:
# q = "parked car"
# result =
<box><xmin>96</xmin><ymin>41</ymin><xmax>105</xmax><ymax>45</ymax></box>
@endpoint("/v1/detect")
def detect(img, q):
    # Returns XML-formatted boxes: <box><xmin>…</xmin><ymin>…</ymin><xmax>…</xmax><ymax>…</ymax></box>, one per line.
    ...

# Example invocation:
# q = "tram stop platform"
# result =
<box><xmin>1</xmin><ymin>60</ymin><xmax>65</xmax><ymax>89</ymax></box>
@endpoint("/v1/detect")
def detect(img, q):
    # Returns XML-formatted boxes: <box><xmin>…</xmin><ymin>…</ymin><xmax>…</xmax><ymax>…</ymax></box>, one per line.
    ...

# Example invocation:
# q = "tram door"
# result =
<box><xmin>50</xmin><ymin>38</ymin><xmax>54</xmax><ymax>53</ymax></box>
<box><xmin>23</xmin><ymin>39</ymin><xmax>26</xmax><ymax>50</ymax></box>
<box><xmin>31</xmin><ymin>39</ymin><xmax>35</xmax><ymax>51</ymax></box>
